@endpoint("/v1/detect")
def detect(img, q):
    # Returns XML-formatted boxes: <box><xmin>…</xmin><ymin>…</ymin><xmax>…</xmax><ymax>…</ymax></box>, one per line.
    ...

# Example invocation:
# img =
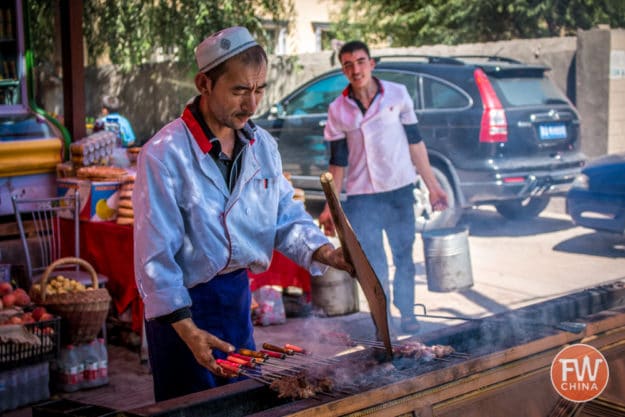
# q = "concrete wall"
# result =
<box><xmin>575</xmin><ymin>27</ymin><xmax>625</xmax><ymax>158</ymax></box>
<box><xmin>576</xmin><ymin>29</ymin><xmax>611</xmax><ymax>158</ymax></box>
<box><xmin>608</xmin><ymin>30</ymin><xmax>625</xmax><ymax>154</ymax></box>
<box><xmin>38</xmin><ymin>30</ymin><xmax>624</xmax><ymax>159</ymax></box>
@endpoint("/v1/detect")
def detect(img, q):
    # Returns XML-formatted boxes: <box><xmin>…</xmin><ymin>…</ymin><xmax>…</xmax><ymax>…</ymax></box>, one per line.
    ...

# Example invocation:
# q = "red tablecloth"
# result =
<box><xmin>60</xmin><ymin>218</ymin><xmax>143</xmax><ymax>334</ymax></box>
<box><xmin>248</xmin><ymin>251</ymin><xmax>311</xmax><ymax>294</ymax></box>
<box><xmin>60</xmin><ymin>219</ymin><xmax>311</xmax><ymax>333</ymax></box>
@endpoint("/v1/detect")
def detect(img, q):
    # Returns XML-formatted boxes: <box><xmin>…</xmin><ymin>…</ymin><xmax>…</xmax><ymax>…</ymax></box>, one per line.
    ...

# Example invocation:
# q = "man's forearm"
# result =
<box><xmin>409</xmin><ymin>142</ymin><xmax>438</xmax><ymax>189</ymax></box>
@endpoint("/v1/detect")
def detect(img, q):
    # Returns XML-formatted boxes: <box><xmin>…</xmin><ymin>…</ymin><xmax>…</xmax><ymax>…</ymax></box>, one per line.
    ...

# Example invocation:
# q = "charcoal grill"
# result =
<box><xmin>60</xmin><ymin>282</ymin><xmax>625</xmax><ymax>417</ymax></box>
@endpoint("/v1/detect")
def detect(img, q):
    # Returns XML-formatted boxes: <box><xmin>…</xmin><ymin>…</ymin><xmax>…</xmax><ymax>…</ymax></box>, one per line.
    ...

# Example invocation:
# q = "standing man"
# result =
<box><xmin>133</xmin><ymin>26</ymin><xmax>352</xmax><ymax>402</ymax></box>
<box><xmin>319</xmin><ymin>40</ymin><xmax>448</xmax><ymax>334</ymax></box>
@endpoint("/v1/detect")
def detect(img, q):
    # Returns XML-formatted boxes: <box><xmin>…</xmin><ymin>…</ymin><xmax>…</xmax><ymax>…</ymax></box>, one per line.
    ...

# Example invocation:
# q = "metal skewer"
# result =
<box><xmin>262</xmin><ymin>343</ymin><xmax>339</xmax><ymax>366</ymax></box>
<box><xmin>349</xmin><ymin>338</ymin><xmax>465</xmax><ymax>361</ymax></box>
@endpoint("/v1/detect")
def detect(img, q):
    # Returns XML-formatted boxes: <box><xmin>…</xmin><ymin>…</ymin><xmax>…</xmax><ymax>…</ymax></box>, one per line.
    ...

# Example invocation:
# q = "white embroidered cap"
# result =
<box><xmin>195</xmin><ymin>26</ymin><xmax>258</xmax><ymax>73</ymax></box>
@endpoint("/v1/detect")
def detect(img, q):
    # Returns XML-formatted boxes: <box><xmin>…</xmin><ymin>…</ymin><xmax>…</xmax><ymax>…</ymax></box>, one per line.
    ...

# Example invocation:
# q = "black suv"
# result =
<box><xmin>254</xmin><ymin>55</ymin><xmax>586</xmax><ymax>229</ymax></box>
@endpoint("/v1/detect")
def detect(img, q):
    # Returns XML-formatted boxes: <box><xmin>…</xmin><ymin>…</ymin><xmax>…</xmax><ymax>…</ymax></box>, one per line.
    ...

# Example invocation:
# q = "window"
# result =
<box><xmin>422</xmin><ymin>76</ymin><xmax>470</xmax><ymax>110</ymax></box>
<box><xmin>490</xmin><ymin>77</ymin><xmax>569</xmax><ymax>107</ymax></box>
<box><xmin>284</xmin><ymin>73</ymin><xmax>347</xmax><ymax>116</ymax></box>
<box><xmin>374</xmin><ymin>70</ymin><xmax>419</xmax><ymax>108</ymax></box>
<box><xmin>0</xmin><ymin>2</ymin><xmax>20</xmax><ymax>106</ymax></box>
<box><xmin>312</xmin><ymin>22</ymin><xmax>335</xmax><ymax>52</ymax></box>
<box><xmin>261</xmin><ymin>21</ymin><xmax>288</xmax><ymax>55</ymax></box>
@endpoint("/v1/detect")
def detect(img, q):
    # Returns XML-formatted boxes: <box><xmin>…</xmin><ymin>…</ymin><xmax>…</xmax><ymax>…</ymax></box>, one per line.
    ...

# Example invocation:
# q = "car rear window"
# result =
<box><xmin>489</xmin><ymin>76</ymin><xmax>570</xmax><ymax>107</ymax></box>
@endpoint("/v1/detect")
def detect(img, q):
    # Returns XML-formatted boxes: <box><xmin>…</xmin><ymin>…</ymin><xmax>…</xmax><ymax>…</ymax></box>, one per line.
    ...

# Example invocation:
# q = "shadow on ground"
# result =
<box><xmin>553</xmin><ymin>230</ymin><xmax>625</xmax><ymax>258</ymax></box>
<box><xmin>460</xmin><ymin>207</ymin><xmax>575</xmax><ymax>238</ymax></box>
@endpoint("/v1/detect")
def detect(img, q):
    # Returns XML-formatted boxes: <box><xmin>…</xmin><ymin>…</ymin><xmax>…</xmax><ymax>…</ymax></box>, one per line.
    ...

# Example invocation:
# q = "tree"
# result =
<box><xmin>331</xmin><ymin>0</ymin><xmax>625</xmax><ymax>47</ymax></box>
<box><xmin>27</xmin><ymin>0</ymin><xmax>294</xmax><ymax>71</ymax></box>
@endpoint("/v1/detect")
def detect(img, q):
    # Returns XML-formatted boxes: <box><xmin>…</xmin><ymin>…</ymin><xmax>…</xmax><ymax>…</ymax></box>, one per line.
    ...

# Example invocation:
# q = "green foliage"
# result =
<box><xmin>332</xmin><ymin>0</ymin><xmax>625</xmax><ymax>46</ymax></box>
<box><xmin>28</xmin><ymin>0</ymin><xmax>293</xmax><ymax>71</ymax></box>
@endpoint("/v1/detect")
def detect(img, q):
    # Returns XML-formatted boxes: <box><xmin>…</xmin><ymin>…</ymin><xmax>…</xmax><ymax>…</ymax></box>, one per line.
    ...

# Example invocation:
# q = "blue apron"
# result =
<box><xmin>145</xmin><ymin>269</ymin><xmax>255</xmax><ymax>401</ymax></box>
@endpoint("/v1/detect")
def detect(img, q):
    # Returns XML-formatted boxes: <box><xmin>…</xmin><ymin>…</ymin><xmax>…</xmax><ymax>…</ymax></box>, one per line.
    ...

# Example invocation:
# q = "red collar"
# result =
<box><xmin>181</xmin><ymin>105</ymin><xmax>213</xmax><ymax>153</ymax></box>
<box><xmin>181</xmin><ymin>101</ymin><xmax>256</xmax><ymax>154</ymax></box>
<box><xmin>342</xmin><ymin>77</ymin><xmax>384</xmax><ymax>97</ymax></box>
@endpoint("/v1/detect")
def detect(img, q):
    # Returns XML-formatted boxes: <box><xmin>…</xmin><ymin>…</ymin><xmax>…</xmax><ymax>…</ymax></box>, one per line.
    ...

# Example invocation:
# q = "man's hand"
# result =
<box><xmin>428</xmin><ymin>184</ymin><xmax>449</xmax><ymax>212</ymax></box>
<box><xmin>318</xmin><ymin>204</ymin><xmax>336</xmax><ymax>236</ymax></box>
<box><xmin>172</xmin><ymin>318</ymin><xmax>235</xmax><ymax>378</ymax></box>
<box><xmin>312</xmin><ymin>243</ymin><xmax>354</xmax><ymax>275</ymax></box>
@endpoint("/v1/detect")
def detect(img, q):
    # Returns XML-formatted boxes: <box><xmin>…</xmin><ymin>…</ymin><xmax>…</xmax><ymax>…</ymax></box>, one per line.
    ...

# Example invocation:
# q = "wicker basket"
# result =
<box><xmin>30</xmin><ymin>257</ymin><xmax>111</xmax><ymax>345</ymax></box>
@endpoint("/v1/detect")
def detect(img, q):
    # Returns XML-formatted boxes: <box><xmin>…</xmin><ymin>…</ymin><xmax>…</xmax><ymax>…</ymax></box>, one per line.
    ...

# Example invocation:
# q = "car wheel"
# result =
<box><xmin>494</xmin><ymin>196</ymin><xmax>550</xmax><ymax>220</ymax></box>
<box><xmin>414</xmin><ymin>166</ymin><xmax>460</xmax><ymax>231</ymax></box>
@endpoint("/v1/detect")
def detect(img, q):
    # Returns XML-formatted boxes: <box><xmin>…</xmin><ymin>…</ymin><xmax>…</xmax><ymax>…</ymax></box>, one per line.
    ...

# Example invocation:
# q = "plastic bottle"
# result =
<box><xmin>0</xmin><ymin>370</ymin><xmax>7</xmax><ymax>412</ymax></box>
<box><xmin>6</xmin><ymin>369</ymin><xmax>18</xmax><ymax>409</ymax></box>
<box><xmin>81</xmin><ymin>340</ymin><xmax>100</xmax><ymax>388</ymax></box>
<box><xmin>16</xmin><ymin>366</ymin><xmax>29</xmax><ymax>407</ymax></box>
<box><xmin>59</xmin><ymin>344</ymin><xmax>83</xmax><ymax>392</ymax></box>
<box><xmin>97</xmin><ymin>337</ymin><xmax>109</xmax><ymax>385</ymax></box>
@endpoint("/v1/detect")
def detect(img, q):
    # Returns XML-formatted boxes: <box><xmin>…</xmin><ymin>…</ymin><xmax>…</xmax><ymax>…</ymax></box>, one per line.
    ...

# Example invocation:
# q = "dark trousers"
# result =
<box><xmin>145</xmin><ymin>269</ymin><xmax>255</xmax><ymax>401</ymax></box>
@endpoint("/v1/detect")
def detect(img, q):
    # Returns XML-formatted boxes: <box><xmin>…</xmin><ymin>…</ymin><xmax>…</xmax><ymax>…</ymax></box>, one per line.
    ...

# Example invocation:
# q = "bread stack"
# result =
<box><xmin>76</xmin><ymin>165</ymin><xmax>128</xmax><ymax>181</ymax></box>
<box><xmin>117</xmin><ymin>175</ymin><xmax>135</xmax><ymax>225</ymax></box>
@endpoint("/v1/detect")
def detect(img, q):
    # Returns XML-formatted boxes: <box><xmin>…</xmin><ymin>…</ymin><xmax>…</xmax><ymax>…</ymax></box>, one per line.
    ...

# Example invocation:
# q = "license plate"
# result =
<box><xmin>538</xmin><ymin>124</ymin><xmax>567</xmax><ymax>140</ymax></box>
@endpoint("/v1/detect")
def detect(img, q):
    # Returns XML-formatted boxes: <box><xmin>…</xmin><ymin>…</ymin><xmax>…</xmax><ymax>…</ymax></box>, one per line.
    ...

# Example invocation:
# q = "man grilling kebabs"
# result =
<box><xmin>133</xmin><ymin>26</ymin><xmax>353</xmax><ymax>401</ymax></box>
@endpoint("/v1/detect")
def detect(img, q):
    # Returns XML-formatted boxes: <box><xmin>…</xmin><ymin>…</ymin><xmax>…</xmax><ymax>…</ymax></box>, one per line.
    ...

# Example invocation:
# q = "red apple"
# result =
<box><xmin>32</xmin><ymin>306</ymin><xmax>47</xmax><ymax>321</ymax></box>
<box><xmin>0</xmin><ymin>282</ymin><xmax>12</xmax><ymax>296</ymax></box>
<box><xmin>8</xmin><ymin>315</ymin><xmax>23</xmax><ymax>324</ymax></box>
<box><xmin>39</xmin><ymin>312</ymin><xmax>55</xmax><ymax>322</ymax></box>
<box><xmin>2</xmin><ymin>293</ymin><xmax>16</xmax><ymax>308</ymax></box>
<box><xmin>13</xmin><ymin>288</ymin><xmax>30</xmax><ymax>306</ymax></box>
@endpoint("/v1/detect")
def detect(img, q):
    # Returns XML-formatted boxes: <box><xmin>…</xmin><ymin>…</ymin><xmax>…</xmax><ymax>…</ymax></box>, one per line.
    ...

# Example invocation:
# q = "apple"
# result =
<box><xmin>0</xmin><ymin>282</ymin><xmax>12</xmax><ymax>296</ymax></box>
<box><xmin>2</xmin><ymin>293</ymin><xmax>16</xmax><ymax>308</ymax></box>
<box><xmin>22</xmin><ymin>312</ymin><xmax>35</xmax><ymax>324</ymax></box>
<box><xmin>8</xmin><ymin>315</ymin><xmax>23</xmax><ymax>324</ymax></box>
<box><xmin>39</xmin><ymin>312</ymin><xmax>55</xmax><ymax>322</ymax></box>
<box><xmin>13</xmin><ymin>288</ymin><xmax>30</xmax><ymax>306</ymax></box>
<box><xmin>32</xmin><ymin>306</ymin><xmax>47</xmax><ymax>321</ymax></box>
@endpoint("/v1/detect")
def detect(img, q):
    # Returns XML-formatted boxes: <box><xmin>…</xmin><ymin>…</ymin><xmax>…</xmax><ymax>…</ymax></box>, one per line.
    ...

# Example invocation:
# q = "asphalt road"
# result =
<box><xmin>375</xmin><ymin>197</ymin><xmax>625</xmax><ymax>333</ymax></box>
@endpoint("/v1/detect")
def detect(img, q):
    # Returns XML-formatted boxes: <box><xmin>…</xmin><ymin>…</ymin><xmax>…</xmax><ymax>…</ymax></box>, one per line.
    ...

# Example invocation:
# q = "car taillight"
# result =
<box><xmin>474</xmin><ymin>68</ymin><xmax>508</xmax><ymax>143</ymax></box>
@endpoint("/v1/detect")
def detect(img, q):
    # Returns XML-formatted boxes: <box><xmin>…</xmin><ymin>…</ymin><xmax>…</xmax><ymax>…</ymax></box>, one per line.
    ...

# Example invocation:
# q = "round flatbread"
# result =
<box><xmin>77</xmin><ymin>165</ymin><xmax>128</xmax><ymax>181</ymax></box>
<box><xmin>117</xmin><ymin>207</ymin><xmax>134</xmax><ymax>218</ymax></box>
<box><xmin>118</xmin><ymin>199</ymin><xmax>133</xmax><ymax>209</ymax></box>
<box><xmin>121</xmin><ymin>175</ymin><xmax>136</xmax><ymax>185</ymax></box>
<box><xmin>120</xmin><ymin>189</ymin><xmax>134</xmax><ymax>199</ymax></box>
<box><xmin>116</xmin><ymin>216</ymin><xmax>134</xmax><ymax>225</ymax></box>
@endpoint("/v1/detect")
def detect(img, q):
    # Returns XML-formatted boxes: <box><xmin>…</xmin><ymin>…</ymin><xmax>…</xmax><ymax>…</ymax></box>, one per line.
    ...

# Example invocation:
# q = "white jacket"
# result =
<box><xmin>133</xmin><ymin>116</ymin><xmax>329</xmax><ymax>319</ymax></box>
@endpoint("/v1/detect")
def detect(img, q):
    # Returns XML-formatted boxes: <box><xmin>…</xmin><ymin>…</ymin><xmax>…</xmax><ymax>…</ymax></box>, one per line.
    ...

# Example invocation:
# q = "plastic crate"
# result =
<box><xmin>0</xmin><ymin>317</ymin><xmax>61</xmax><ymax>371</ymax></box>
